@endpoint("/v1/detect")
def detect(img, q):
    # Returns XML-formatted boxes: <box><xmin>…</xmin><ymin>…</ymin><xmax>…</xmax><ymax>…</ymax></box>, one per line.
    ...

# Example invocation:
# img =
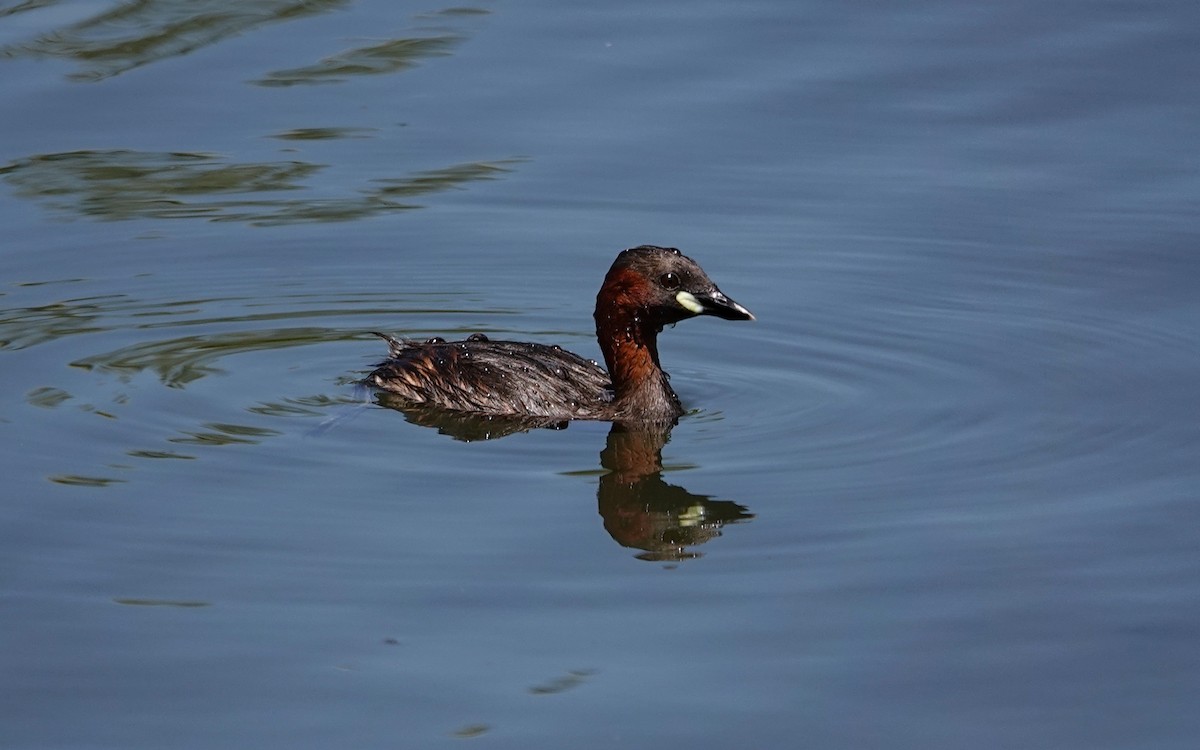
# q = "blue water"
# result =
<box><xmin>3</xmin><ymin>1</ymin><xmax>1199</xmax><ymax>748</ymax></box>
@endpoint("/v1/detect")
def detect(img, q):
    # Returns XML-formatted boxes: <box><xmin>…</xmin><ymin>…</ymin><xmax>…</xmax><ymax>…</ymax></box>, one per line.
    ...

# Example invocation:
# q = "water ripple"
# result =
<box><xmin>702</xmin><ymin>259</ymin><xmax>1199</xmax><ymax>494</ymax></box>
<box><xmin>1</xmin><ymin>281</ymin><xmax>509</xmax><ymax>483</ymax></box>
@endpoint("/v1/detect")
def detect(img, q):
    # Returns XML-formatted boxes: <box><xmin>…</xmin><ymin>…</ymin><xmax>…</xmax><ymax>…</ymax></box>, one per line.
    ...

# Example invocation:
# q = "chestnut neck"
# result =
<box><xmin>594</xmin><ymin>272</ymin><xmax>682</xmax><ymax>421</ymax></box>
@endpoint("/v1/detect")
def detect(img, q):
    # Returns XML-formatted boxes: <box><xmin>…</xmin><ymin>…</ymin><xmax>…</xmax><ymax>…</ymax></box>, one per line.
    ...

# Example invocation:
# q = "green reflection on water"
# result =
<box><xmin>1</xmin><ymin>294</ymin><xmax>122</xmax><ymax>351</ymax></box>
<box><xmin>450</xmin><ymin>724</ymin><xmax>490</xmax><ymax>739</ymax></box>
<box><xmin>27</xmin><ymin>386</ymin><xmax>73</xmax><ymax>408</ymax></box>
<box><xmin>0</xmin><ymin>0</ymin><xmax>351</xmax><ymax>82</ymax></box>
<box><xmin>48</xmin><ymin>474</ymin><xmax>126</xmax><ymax>486</ymax></box>
<box><xmin>169</xmin><ymin>422</ymin><xmax>282</xmax><ymax>445</ymax></box>
<box><xmin>126</xmin><ymin>449</ymin><xmax>196</xmax><ymax>460</ymax></box>
<box><xmin>0</xmin><ymin>1</ymin><xmax>57</xmax><ymax>20</ymax></box>
<box><xmin>268</xmin><ymin>127</ymin><xmax>379</xmax><ymax>140</ymax></box>
<box><xmin>0</xmin><ymin>149</ymin><xmax>523</xmax><ymax>225</ymax></box>
<box><xmin>1</xmin><ymin>1</ymin><xmax>489</xmax><ymax>83</ymax></box>
<box><xmin>373</xmin><ymin>161</ymin><xmax>517</xmax><ymax>198</ymax></box>
<box><xmin>254</xmin><ymin>34</ymin><xmax>462</xmax><ymax>86</ymax></box>
<box><xmin>113</xmin><ymin>598</ymin><xmax>211</xmax><ymax>607</ymax></box>
<box><xmin>248</xmin><ymin>394</ymin><xmax>349</xmax><ymax>417</ymax></box>
<box><xmin>70</xmin><ymin>326</ymin><xmax>352</xmax><ymax>387</ymax></box>
<box><xmin>528</xmin><ymin>668</ymin><xmax>596</xmax><ymax>695</ymax></box>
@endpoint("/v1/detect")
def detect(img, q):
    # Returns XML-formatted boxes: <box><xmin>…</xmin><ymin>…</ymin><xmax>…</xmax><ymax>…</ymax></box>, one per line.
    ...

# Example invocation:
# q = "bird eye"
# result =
<box><xmin>660</xmin><ymin>272</ymin><xmax>681</xmax><ymax>290</ymax></box>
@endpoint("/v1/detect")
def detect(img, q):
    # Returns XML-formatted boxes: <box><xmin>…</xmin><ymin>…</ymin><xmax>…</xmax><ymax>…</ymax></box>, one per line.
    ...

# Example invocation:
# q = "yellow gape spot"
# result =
<box><xmin>676</xmin><ymin>290</ymin><xmax>705</xmax><ymax>314</ymax></box>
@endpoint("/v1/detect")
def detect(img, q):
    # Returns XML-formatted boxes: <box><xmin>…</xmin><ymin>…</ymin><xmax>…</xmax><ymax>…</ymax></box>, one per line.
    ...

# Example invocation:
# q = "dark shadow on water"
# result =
<box><xmin>0</xmin><ymin>150</ymin><xmax>522</xmax><ymax>225</ymax></box>
<box><xmin>376</xmin><ymin>393</ymin><xmax>572</xmax><ymax>440</ymax></box>
<box><xmin>373</xmin><ymin>395</ymin><xmax>755</xmax><ymax>561</ymax></box>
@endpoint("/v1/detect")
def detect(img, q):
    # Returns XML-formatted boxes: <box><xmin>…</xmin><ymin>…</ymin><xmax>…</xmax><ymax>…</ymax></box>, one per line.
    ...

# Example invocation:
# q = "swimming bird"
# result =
<box><xmin>366</xmin><ymin>245</ymin><xmax>753</xmax><ymax>423</ymax></box>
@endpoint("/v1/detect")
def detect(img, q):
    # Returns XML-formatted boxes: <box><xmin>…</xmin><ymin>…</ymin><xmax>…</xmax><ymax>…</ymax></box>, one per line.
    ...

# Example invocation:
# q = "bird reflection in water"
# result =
<box><xmin>373</xmin><ymin>396</ymin><xmax>754</xmax><ymax>561</ymax></box>
<box><xmin>597</xmin><ymin>423</ymin><xmax>753</xmax><ymax>561</ymax></box>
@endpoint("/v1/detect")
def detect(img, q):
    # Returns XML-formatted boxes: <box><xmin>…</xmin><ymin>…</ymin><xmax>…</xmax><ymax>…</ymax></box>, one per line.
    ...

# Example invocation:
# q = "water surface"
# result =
<box><xmin>2</xmin><ymin>1</ymin><xmax>1198</xmax><ymax>748</ymax></box>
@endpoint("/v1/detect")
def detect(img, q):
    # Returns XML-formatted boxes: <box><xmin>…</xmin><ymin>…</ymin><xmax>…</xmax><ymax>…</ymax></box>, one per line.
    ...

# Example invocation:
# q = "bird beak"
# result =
<box><xmin>676</xmin><ymin>289</ymin><xmax>755</xmax><ymax>321</ymax></box>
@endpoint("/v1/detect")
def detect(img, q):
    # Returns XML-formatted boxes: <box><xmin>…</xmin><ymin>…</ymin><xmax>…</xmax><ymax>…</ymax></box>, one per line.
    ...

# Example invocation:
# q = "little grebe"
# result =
<box><xmin>366</xmin><ymin>245</ymin><xmax>753</xmax><ymax>423</ymax></box>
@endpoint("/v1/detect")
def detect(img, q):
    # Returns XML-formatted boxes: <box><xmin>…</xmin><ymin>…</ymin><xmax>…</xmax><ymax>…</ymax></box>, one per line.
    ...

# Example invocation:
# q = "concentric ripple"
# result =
<box><xmin>683</xmin><ymin>239</ymin><xmax>1200</xmax><ymax>500</ymax></box>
